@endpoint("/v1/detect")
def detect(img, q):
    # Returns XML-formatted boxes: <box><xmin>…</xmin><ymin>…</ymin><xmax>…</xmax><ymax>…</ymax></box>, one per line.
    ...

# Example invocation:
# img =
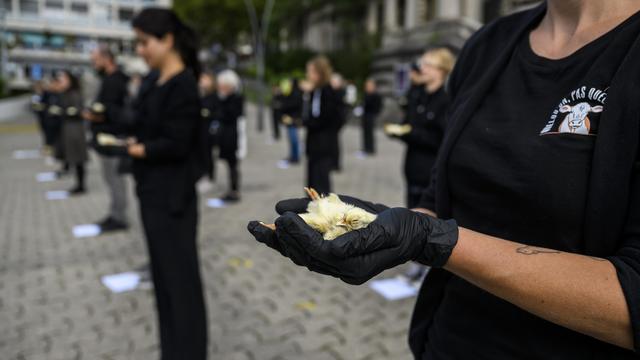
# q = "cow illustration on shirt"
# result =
<box><xmin>558</xmin><ymin>102</ymin><xmax>603</xmax><ymax>135</ymax></box>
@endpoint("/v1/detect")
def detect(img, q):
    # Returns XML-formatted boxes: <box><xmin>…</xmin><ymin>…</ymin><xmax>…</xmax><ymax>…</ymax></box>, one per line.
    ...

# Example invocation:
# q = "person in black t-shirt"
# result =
<box><xmin>128</xmin><ymin>8</ymin><xmax>207</xmax><ymax>360</ymax></box>
<box><xmin>83</xmin><ymin>47</ymin><xmax>131</xmax><ymax>231</ymax></box>
<box><xmin>301</xmin><ymin>56</ymin><xmax>341</xmax><ymax>195</ymax></box>
<box><xmin>199</xmin><ymin>72</ymin><xmax>219</xmax><ymax>184</ymax></box>
<box><xmin>249</xmin><ymin>2</ymin><xmax>640</xmax><ymax>359</ymax></box>
<box><xmin>362</xmin><ymin>78</ymin><xmax>382</xmax><ymax>155</ymax></box>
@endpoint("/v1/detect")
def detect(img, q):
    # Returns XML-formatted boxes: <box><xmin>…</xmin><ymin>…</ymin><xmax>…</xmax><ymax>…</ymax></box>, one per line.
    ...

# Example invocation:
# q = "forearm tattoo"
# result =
<box><xmin>516</xmin><ymin>246</ymin><xmax>561</xmax><ymax>255</ymax></box>
<box><xmin>516</xmin><ymin>245</ymin><xmax>608</xmax><ymax>262</ymax></box>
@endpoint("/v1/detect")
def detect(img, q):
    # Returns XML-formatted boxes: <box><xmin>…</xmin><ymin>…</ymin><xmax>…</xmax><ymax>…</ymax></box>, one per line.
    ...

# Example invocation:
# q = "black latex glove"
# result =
<box><xmin>274</xmin><ymin>194</ymin><xmax>389</xmax><ymax>216</ymax></box>
<box><xmin>248</xmin><ymin>207</ymin><xmax>458</xmax><ymax>285</ymax></box>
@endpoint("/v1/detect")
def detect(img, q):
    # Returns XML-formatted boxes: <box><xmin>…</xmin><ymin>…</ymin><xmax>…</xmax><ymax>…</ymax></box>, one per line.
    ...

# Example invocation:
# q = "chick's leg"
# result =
<box><xmin>304</xmin><ymin>187</ymin><xmax>321</xmax><ymax>201</ymax></box>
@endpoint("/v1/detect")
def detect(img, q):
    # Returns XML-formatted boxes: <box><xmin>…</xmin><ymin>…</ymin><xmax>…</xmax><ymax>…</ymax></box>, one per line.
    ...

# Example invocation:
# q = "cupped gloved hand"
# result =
<box><xmin>274</xmin><ymin>194</ymin><xmax>389</xmax><ymax>216</ymax></box>
<box><xmin>248</xmin><ymin>207</ymin><xmax>458</xmax><ymax>285</ymax></box>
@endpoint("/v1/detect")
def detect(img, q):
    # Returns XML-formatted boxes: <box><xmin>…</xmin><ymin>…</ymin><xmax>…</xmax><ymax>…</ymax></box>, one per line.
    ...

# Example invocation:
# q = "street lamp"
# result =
<box><xmin>243</xmin><ymin>0</ymin><xmax>275</xmax><ymax>133</ymax></box>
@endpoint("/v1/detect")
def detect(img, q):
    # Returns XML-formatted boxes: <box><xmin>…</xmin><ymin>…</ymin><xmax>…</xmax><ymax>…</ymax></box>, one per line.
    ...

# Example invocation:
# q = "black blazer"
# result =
<box><xmin>410</xmin><ymin>4</ymin><xmax>640</xmax><ymax>358</ymax></box>
<box><xmin>302</xmin><ymin>85</ymin><xmax>341</xmax><ymax>157</ymax></box>
<box><xmin>132</xmin><ymin>70</ymin><xmax>205</xmax><ymax>213</ymax></box>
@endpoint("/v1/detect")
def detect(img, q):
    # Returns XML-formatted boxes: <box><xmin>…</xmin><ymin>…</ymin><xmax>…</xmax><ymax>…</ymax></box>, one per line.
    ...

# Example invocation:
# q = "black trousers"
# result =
<box><xmin>139</xmin><ymin>194</ymin><xmax>207</xmax><ymax>360</ymax></box>
<box><xmin>362</xmin><ymin>115</ymin><xmax>376</xmax><ymax>154</ymax></box>
<box><xmin>223</xmin><ymin>155</ymin><xmax>240</xmax><ymax>192</ymax></box>
<box><xmin>271</xmin><ymin>109</ymin><xmax>281</xmax><ymax>140</ymax></box>
<box><xmin>307</xmin><ymin>155</ymin><xmax>333</xmax><ymax>195</ymax></box>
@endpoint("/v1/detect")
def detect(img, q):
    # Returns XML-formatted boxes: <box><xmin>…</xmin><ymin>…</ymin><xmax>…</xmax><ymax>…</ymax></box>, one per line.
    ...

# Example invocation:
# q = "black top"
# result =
<box><xmin>410</xmin><ymin>4</ymin><xmax>640</xmax><ymax>359</ymax></box>
<box><xmin>302</xmin><ymin>85</ymin><xmax>341</xmax><ymax>157</ymax></box>
<box><xmin>132</xmin><ymin>70</ymin><xmax>205</xmax><ymax>213</ymax></box>
<box><xmin>91</xmin><ymin>69</ymin><xmax>130</xmax><ymax>135</ymax></box>
<box><xmin>363</xmin><ymin>92</ymin><xmax>382</xmax><ymax>117</ymax></box>
<box><xmin>400</xmin><ymin>87</ymin><xmax>449</xmax><ymax>186</ymax></box>
<box><xmin>214</xmin><ymin>93</ymin><xmax>244</xmax><ymax>160</ymax></box>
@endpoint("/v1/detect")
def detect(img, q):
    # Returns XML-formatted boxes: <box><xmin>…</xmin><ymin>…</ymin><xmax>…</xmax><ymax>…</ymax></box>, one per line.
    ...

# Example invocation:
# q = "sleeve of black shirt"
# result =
<box><xmin>607</xmin><ymin>156</ymin><xmax>640</xmax><ymax>353</ymax></box>
<box><xmin>144</xmin><ymin>80</ymin><xmax>200</xmax><ymax>161</ymax></box>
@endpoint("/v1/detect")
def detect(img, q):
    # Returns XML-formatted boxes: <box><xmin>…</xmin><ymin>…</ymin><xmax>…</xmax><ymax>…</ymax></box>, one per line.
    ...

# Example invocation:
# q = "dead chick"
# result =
<box><xmin>300</xmin><ymin>188</ymin><xmax>378</xmax><ymax>240</ymax></box>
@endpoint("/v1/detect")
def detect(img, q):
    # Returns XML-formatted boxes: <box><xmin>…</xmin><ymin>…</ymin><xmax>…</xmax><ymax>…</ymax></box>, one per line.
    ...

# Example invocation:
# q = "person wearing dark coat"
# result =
<box><xmin>302</xmin><ymin>56</ymin><xmax>341</xmax><ymax>195</ymax></box>
<box><xmin>128</xmin><ymin>9</ymin><xmax>208</xmax><ymax>360</ymax></box>
<box><xmin>387</xmin><ymin>49</ymin><xmax>454</xmax><ymax>209</ymax></box>
<box><xmin>83</xmin><ymin>47</ymin><xmax>131</xmax><ymax>231</ymax></box>
<box><xmin>199</xmin><ymin>72</ymin><xmax>220</xmax><ymax>182</ymax></box>
<box><xmin>55</xmin><ymin>70</ymin><xmax>89</xmax><ymax>194</ymax></box>
<box><xmin>330</xmin><ymin>74</ymin><xmax>347</xmax><ymax>172</ymax></box>
<box><xmin>215</xmin><ymin>69</ymin><xmax>244</xmax><ymax>202</ymax></box>
<box><xmin>362</xmin><ymin>78</ymin><xmax>383</xmax><ymax>155</ymax></box>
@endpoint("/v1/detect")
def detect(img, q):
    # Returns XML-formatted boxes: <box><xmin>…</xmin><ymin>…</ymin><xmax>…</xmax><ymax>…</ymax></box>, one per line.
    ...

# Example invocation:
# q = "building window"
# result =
<box><xmin>118</xmin><ymin>7</ymin><xmax>135</xmax><ymax>23</ymax></box>
<box><xmin>45</xmin><ymin>0</ymin><xmax>64</xmax><ymax>10</ymax></box>
<box><xmin>397</xmin><ymin>0</ymin><xmax>406</xmax><ymax>28</ymax></box>
<box><xmin>424</xmin><ymin>0</ymin><xmax>437</xmax><ymax>21</ymax></box>
<box><xmin>20</xmin><ymin>0</ymin><xmax>39</xmax><ymax>14</ymax></box>
<box><xmin>1</xmin><ymin>0</ymin><xmax>12</xmax><ymax>12</ymax></box>
<box><xmin>71</xmin><ymin>2</ymin><xmax>89</xmax><ymax>14</ymax></box>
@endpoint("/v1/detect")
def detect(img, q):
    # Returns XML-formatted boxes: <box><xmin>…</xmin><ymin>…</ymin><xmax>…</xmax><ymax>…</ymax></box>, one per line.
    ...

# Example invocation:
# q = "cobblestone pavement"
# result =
<box><xmin>0</xmin><ymin>106</ymin><xmax>418</xmax><ymax>360</ymax></box>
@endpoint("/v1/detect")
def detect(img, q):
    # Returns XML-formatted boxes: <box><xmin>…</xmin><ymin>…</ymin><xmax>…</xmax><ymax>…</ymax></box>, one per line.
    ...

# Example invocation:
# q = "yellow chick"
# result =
<box><xmin>259</xmin><ymin>188</ymin><xmax>378</xmax><ymax>240</ymax></box>
<box><xmin>300</xmin><ymin>188</ymin><xmax>378</xmax><ymax>240</ymax></box>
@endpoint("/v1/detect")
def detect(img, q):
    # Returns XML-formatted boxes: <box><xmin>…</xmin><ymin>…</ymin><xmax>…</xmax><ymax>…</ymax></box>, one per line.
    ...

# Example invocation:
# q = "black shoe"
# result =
<box><xmin>99</xmin><ymin>218</ymin><xmax>129</xmax><ymax>233</ymax></box>
<box><xmin>69</xmin><ymin>186</ymin><xmax>86</xmax><ymax>195</ymax></box>
<box><xmin>96</xmin><ymin>216</ymin><xmax>112</xmax><ymax>227</ymax></box>
<box><xmin>221</xmin><ymin>192</ymin><xmax>241</xmax><ymax>203</ymax></box>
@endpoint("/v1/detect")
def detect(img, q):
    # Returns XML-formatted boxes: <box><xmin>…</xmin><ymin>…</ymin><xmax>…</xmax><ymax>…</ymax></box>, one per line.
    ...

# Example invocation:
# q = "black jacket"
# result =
<box><xmin>91</xmin><ymin>69</ymin><xmax>130</xmax><ymax>135</ymax></box>
<box><xmin>411</xmin><ymin>4</ymin><xmax>640</xmax><ymax>358</ymax></box>
<box><xmin>302</xmin><ymin>85</ymin><xmax>341</xmax><ymax>158</ymax></box>
<box><xmin>400</xmin><ymin>87</ymin><xmax>448</xmax><ymax>185</ymax></box>
<box><xmin>131</xmin><ymin>70</ymin><xmax>205</xmax><ymax>213</ymax></box>
<box><xmin>214</xmin><ymin>93</ymin><xmax>244</xmax><ymax>160</ymax></box>
<box><xmin>363</xmin><ymin>92</ymin><xmax>382</xmax><ymax>118</ymax></box>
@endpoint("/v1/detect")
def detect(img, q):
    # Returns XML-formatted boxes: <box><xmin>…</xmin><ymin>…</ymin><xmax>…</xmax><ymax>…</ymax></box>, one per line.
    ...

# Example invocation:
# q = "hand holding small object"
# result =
<box><xmin>127</xmin><ymin>143</ymin><xmax>146</xmax><ymax>158</ymax></box>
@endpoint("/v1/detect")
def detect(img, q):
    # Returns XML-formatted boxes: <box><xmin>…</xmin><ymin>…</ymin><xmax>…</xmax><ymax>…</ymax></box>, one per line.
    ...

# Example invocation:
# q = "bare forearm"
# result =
<box><xmin>444</xmin><ymin>227</ymin><xmax>633</xmax><ymax>350</ymax></box>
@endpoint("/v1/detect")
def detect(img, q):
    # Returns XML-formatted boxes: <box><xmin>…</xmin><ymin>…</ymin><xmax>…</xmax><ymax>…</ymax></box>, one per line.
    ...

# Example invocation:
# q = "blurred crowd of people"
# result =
<box><xmin>27</xmin><ymin>7</ymin><xmax>455</xmax><ymax>359</ymax></box>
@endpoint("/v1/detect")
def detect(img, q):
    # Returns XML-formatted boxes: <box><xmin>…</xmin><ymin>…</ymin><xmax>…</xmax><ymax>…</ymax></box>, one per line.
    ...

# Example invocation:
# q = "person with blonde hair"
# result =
<box><xmin>388</xmin><ymin>47</ymin><xmax>456</xmax><ymax>208</ymax></box>
<box><xmin>301</xmin><ymin>56</ymin><xmax>341</xmax><ymax>194</ymax></box>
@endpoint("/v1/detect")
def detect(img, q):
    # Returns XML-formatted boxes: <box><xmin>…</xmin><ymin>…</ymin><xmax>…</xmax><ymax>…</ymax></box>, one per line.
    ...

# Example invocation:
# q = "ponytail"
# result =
<box><xmin>132</xmin><ymin>8</ymin><xmax>201</xmax><ymax>78</ymax></box>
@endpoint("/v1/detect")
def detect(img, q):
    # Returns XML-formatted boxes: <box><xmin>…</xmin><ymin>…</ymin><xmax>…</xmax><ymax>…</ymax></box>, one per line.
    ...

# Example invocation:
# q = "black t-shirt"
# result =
<box><xmin>425</xmin><ymin>11</ymin><xmax>640</xmax><ymax>360</ymax></box>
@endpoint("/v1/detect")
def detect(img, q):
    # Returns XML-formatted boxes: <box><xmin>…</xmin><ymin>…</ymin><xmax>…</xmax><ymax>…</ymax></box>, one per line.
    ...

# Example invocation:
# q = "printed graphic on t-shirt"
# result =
<box><xmin>540</xmin><ymin>86</ymin><xmax>608</xmax><ymax>136</ymax></box>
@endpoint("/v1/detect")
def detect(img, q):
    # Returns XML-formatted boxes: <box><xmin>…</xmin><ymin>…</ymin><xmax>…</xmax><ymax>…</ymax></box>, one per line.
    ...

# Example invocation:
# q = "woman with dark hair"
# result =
<box><xmin>128</xmin><ymin>8</ymin><xmax>207</xmax><ymax>359</ymax></box>
<box><xmin>55</xmin><ymin>70</ymin><xmax>88</xmax><ymax>194</ymax></box>
<box><xmin>301</xmin><ymin>56</ymin><xmax>341</xmax><ymax>194</ymax></box>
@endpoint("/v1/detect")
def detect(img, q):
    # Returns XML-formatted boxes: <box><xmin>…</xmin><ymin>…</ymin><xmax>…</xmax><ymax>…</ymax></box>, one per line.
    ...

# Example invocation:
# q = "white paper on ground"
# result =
<box><xmin>36</xmin><ymin>172</ymin><xmax>57</xmax><ymax>182</ymax></box>
<box><xmin>13</xmin><ymin>149</ymin><xmax>40</xmax><ymax>159</ymax></box>
<box><xmin>101</xmin><ymin>272</ymin><xmax>141</xmax><ymax>293</ymax></box>
<box><xmin>276</xmin><ymin>160</ymin><xmax>290</xmax><ymax>169</ymax></box>
<box><xmin>369</xmin><ymin>277</ymin><xmax>419</xmax><ymax>301</ymax></box>
<box><xmin>207</xmin><ymin>198</ymin><xmax>226</xmax><ymax>208</ymax></box>
<box><xmin>72</xmin><ymin>224</ymin><xmax>101</xmax><ymax>238</ymax></box>
<box><xmin>46</xmin><ymin>190</ymin><xmax>69</xmax><ymax>200</ymax></box>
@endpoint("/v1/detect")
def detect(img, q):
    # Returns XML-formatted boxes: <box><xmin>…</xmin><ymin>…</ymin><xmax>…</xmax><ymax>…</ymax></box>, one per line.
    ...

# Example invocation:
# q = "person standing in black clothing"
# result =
<box><xmin>215</xmin><ymin>69</ymin><xmax>244</xmax><ymax>203</ymax></box>
<box><xmin>199</xmin><ymin>72</ymin><xmax>219</xmax><ymax>184</ymax></box>
<box><xmin>301</xmin><ymin>56</ymin><xmax>340</xmax><ymax>195</ymax></box>
<box><xmin>387</xmin><ymin>48</ymin><xmax>455</xmax><ymax>209</ymax></box>
<box><xmin>128</xmin><ymin>8</ymin><xmax>207</xmax><ymax>360</ymax></box>
<box><xmin>279</xmin><ymin>78</ymin><xmax>303</xmax><ymax>165</ymax></box>
<box><xmin>330</xmin><ymin>73</ymin><xmax>347</xmax><ymax>172</ymax></box>
<box><xmin>250</xmin><ymin>2</ymin><xmax>640</xmax><ymax>359</ymax></box>
<box><xmin>271</xmin><ymin>84</ymin><xmax>283</xmax><ymax>142</ymax></box>
<box><xmin>83</xmin><ymin>47</ymin><xmax>131</xmax><ymax>231</ymax></box>
<box><xmin>55</xmin><ymin>70</ymin><xmax>89</xmax><ymax>195</ymax></box>
<box><xmin>362</xmin><ymin>78</ymin><xmax>382</xmax><ymax>155</ymax></box>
